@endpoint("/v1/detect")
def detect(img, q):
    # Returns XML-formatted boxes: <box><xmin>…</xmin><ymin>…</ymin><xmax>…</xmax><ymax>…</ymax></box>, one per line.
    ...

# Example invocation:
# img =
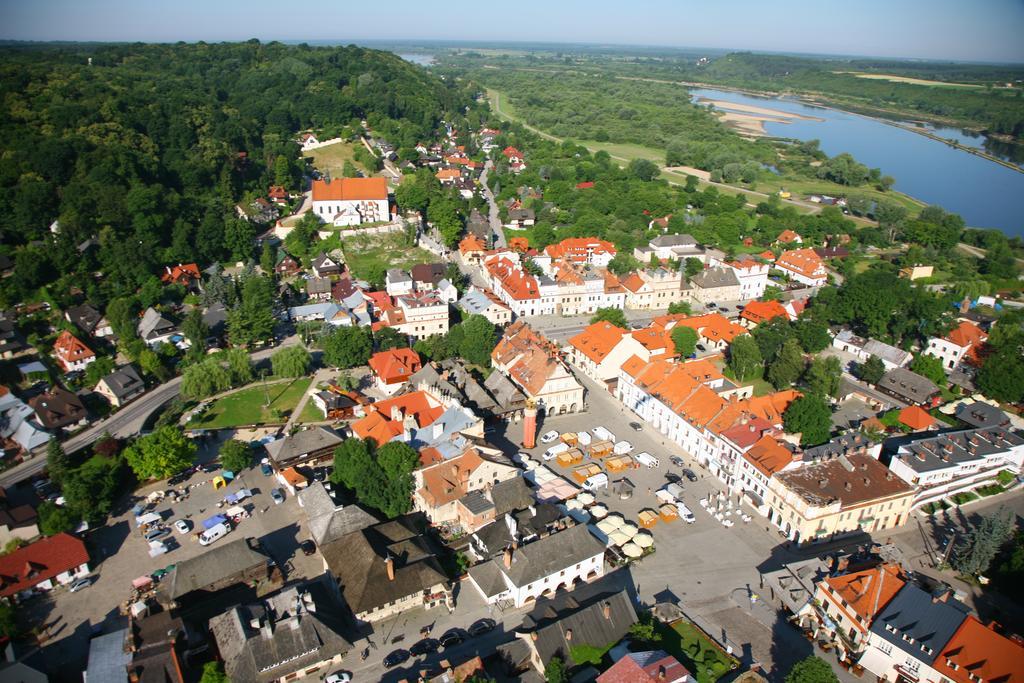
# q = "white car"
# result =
<box><xmin>540</xmin><ymin>430</ymin><xmax>559</xmax><ymax>444</ymax></box>
<box><xmin>613</xmin><ymin>440</ymin><xmax>634</xmax><ymax>455</ymax></box>
<box><xmin>543</xmin><ymin>443</ymin><xmax>570</xmax><ymax>461</ymax></box>
<box><xmin>576</xmin><ymin>431</ymin><xmax>592</xmax><ymax>447</ymax></box>
<box><xmin>325</xmin><ymin>673</ymin><xmax>352</xmax><ymax>683</ymax></box>
<box><xmin>69</xmin><ymin>577</ymin><xmax>92</xmax><ymax>592</ymax></box>
<box><xmin>174</xmin><ymin>519</ymin><xmax>191</xmax><ymax>534</ymax></box>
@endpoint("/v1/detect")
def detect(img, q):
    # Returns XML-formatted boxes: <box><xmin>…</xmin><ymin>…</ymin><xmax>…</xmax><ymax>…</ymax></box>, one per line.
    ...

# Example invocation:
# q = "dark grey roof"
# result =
<box><xmin>386</xmin><ymin>268</ymin><xmax>412</xmax><ymax>283</ymax></box>
<box><xmin>803</xmin><ymin>432</ymin><xmax>876</xmax><ymax>461</ymax></box>
<box><xmin>210</xmin><ymin>577</ymin><xmax>351</xmax><ymax>683</ymax></box>
<box><xmin>299</xmin><ymin>482</ymin><xmax>378</xmax><ymax>546</ymax></box>
<box><xmin>306</xmin><ymin>277</ymin><xmax>331</xmax><ymax>296</ymax></box>
<box><xmin>265</xmin><ymin>427</ymin><xmax>343</xmax><ymax>464</ymax></box>
<box><xmin>690</xmin><ymin>266</ymin><xmax>739</xmax><ymax>289</ymax></box>
<box><xmin>66</xmin><ymin>304</ymin><xmax>103</xmax><ymax>335</ymax></box>
<box><xmin>954</xmin><ymin>402</ymin><xmax>1009</xmax><ymax>428</ymax></box>
<box><xmin>408</xmin><ymin>360</ymin><xmax>524</xmax><ymax>417</ymax></box>
<box><xmin>85</xmin><ymin>628</ymin><xmax>131</xmax><ymax>683</ymax></box>
<box><xmin>482</xmin><ymin>370</ymin><xmax>527</xmax><ymax>412</ymax></box>
<box><xmin>491</xmin><ymin>476</ymin><xmax>534</xmax><ymax>516</ymax></box>
<box><xmin>895</xmin><ymin>427</ymin><xmax>1023</xmax><ymax>474</ymax></box>
<box><xmin>650</xmin><ymin>234</ymin><xmax>697</xmax><ymax>247</ymax></box>
<box><xmin>459</xmin><ymin>490</ymin><xmax>494</xmax><ymax>516</ymax></box>
<box><xmin>520</xmin><ymin>582</ymin><xmax>638</xmax><ymax>667</ymax></box>
<box><xmin>99</xmin><ymin>365</ymin><xmax>143</xmax><ymax>400</ymax></box>
<box><xmin>311</xmin><ymin>253</ymin><xmax>340</xmax><ymax>271</ymax></box>
<box><xmin>869</xmin><ymin>584</ymin><xmax>969</xmax><ymax>663</ymax></box>
<box><xmin>879</xmin><ymin>367</ymin><xmax>941</xmax><ymax>404</ymax></box>
<box><xmin>203</xmin><ymin>302</ymin><xmax>229</xmax><ymax>334</ymax></box>
<box><xmin>411</xmin><ymin>263</ymin><xmax>445</xmax><ymax>285</ymax></box>
<box><xmin>138</xmin><ymin>307</ymin><xmax>175</xmax><ymax>341</ymax></box>
<box><xmin>320</xmin><ymin>514</ymin><xmax>449</xmax><ymax>616</ymax></box>
<box><xmin>469</xmin><ymin>524</ymin><xmax>603</xmax><ymax>589</ymax></box>
<box><xmin>164</xmin><ymin>537</ymin><xmax>269</xmax><ymax>600</ymax></box>
<box><xmin>508</xmin><ymin>208</ymin><xmax>534</xmax><ymax>221</ymax></box>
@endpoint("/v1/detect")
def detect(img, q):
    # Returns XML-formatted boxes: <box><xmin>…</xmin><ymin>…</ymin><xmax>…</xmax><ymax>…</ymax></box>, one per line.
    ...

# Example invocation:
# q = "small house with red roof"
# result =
<box><xmin>932</xmin><ymin>615</ymin><xmax>1024</xmax><ymax>683</ymax></box>
<box><xmin>350</xmin><ymin>390</ymin><xmax>446</xmax><ymax>446</ymax></box>
<box><xmin>368</xmin><ymin>348</ymin><xmax>423</xmax><ymax>395</ymax></box>
<box><xmin>740</xmin><ymin>299</ymin><xmax>790</xmax><ymax>328</ymax></box>
<box><xmin>775</xmin><ymin>229</ymin><xmax>803</xmax><ymax>245</ymax></box>
<box><xmin>775</xmin><ymin>248</ymin><xmax>826</xmax><ymax>286</ymax></box>
<box><xmin>0</xmin><ymin>532</ymin><xmax>90</xmax><ymax>602</ymax></box>
<box><xmin>502</xmin><ymin>146</ymin><xmax>523</xmax><ymax>163</ymax></box>
<box><xmin>160</xmin><ymin>263</ymin><xmax>201</xmax><ymax>287</ymax></box>
<box><xmin>898</xmin><ymin>405</ymin><xmax>936</xmax><ymax>432</ymax></box>
<box><xmin>435</xmin><ymin>168</ymin><xmax>462</xmax><ymax>184</ymax></box>
<box><xmin>53</xmin><ymin>330</ymin><xmax>95</xmax><ymax>372</ymax></box>
<box><xmin>925</xmin><ymin>321</ymin><xmax>987</xmax><ymax>371</ymax></box>
<box><xmin>597</xmin><ymin>651</ymin><xmax>691</xmax><ymax>683</ymax></box>
<box><xmin>268</xmin><ymin>185</ymin><xmax>289</xmax><ymax>206</ymax></box>
<box><xmin>575</xmin><ymin>181</ymin><xmax>595</xmax><ymax>190</ymax></box>
<box><xmin>458</xmin><ymin>234</ymin><xmax>487</xmax><ymax>264</ymax></box>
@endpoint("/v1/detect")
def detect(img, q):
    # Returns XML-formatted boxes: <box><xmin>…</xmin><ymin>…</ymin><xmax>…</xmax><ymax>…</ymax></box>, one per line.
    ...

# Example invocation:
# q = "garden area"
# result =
<box><xmin>922</xmin><ymin>499</ymin><xmax>951</xmax><ymax>515</ymax></box>
<box><xmin>656</xmin><ymin>620</ymin><xmax>738</xmax><ymax>683</ymax></box>
<box><xmin>187</xmin><ymin>377</ymin><xmax>312</xmax><ymax>429</ymax></box>
<box><xmin>340</xmin><ymin>232</ymin><xmax>436</xmax><ymax>286</ymax></box>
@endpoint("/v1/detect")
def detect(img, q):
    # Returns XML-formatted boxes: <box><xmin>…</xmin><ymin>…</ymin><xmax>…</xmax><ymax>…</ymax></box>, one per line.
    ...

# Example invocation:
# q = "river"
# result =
<box><xmin>689</xmin><ymin>87</ymin><xmax>1024</xmax><ymax>237</ymax></box>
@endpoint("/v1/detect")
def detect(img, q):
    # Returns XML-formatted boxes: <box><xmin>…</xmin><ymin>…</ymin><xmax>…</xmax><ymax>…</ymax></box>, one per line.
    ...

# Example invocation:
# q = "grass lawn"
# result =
<box><xmin>997</xmin><ymin>470</ymin><xmax>1016</xmax><ymax>485</ymax></box>
<box><xmin>718</xmin><ymin>360</ymin><xmax>773</xmax><ymax>397</ymax></box>
<box><xmin>761</xmin><ymin>175</ymin><xmax>924</xmax><ymax>214</ymax></box>
<box><xmin>306</xmin><ymin>140</ymin><xmax>367</xmax><ymax>178</ymax></box>
<box><xmin>922</xmin><ymin>500</ymin><xmax>951</xmax><ymax>515</ymax></box>
<box><xmin>340</xmin><ymin>232</ymin><xmax>436</xmax><ymax>283</ymax></box>
<box><xmin>952</xmin><ymin>491</ymin><xmax>979</xmax><ymax>505</ymax></box>
<box><xmin>188</xmin><ymin>378</ymin><xmax>312</xmax><ymax>429</ymax></box>
<box><xmin>656</xmin><ymin>621</ymin><xmax>737</xmax><ymax>683</ymax></box>
<box><xmin>976</xmin><ymin>484</ymin><xmax>1005</xmax><ymax>497</ymax></box>
<box><xmin>297</xmin><ymin>397</ymin><xmax>326</xmax><ymax>424</ymax></box>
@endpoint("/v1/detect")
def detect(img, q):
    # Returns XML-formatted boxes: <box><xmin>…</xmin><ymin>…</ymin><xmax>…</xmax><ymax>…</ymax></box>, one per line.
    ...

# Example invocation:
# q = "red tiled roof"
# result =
<box><xmin>312</xmin><ymin>177</ymin><xmax>388</xmax><ymax>202</ymax></box>
<box><xmin>418</xmin><ymin>448</ymin><xmax>486</xmax><ymax>509</ymax></box>
<box><xmin>934</xmin><ymin>615</ymin><xmax>1024</xmax><ymax>683</ymax></box>
<box><xmin>654</xmin><ymin>313</ymin><xmax>748</xmax><ymax>345</ymax></box>
<box><xmin>898</xmin><ymin>405</ymin><xmax>935</xmax><ymax>431</ymax></box>
<box><xmin>544</xmin><ymin>237</ymin><xmax>616</xmax><ymax>263</ymax></box>
<box><xmin>777</xmin><ymin>229</ymin><xmax>802</xmax><ymax>243</ymax></box>
<box><xmin>575</xmin><ymin>181</ymin><xmax>595</xmax><ymax>190</ymax></box>
<box><xmin>620</xmin><ymin>272</ymin><xmax>646</xmax><ymax>293</ymax></box>
<box><xmin>741</xmin><ymin>435</ymin><xmax>795</xmax><ymax>476</ymax></box>
<box><xmin>597</xmin><ymin>652</ymin><xmax>690</xmax><ymax>683</ymax></box>
<box><xmin>368</xmin><ymin>348</ymin><xmax>422</xmax><ymax>385</ymax></box>
<box><xmin>486</xmin><ymin>257</ymin><xmax>540</xmax><ymax>301</ymax></box>
<box><xmin>350</xmin><ymin>391</ymin><xmax>444</xmax><ymax>446</ymax></box>
<box><xmin>0</xmin><ymin>533</ymin><xmax>88</xmax><ymax>598</ymax></box>
<box><xmin>741</xmin><ymin>300</ymin><xmax>789</xmax><ymax>326</ymax></box>
<box><xmin>775</xmin><ymin>249</ymin><xmax>825</xmax><ymax>281</ymax></box>
<box><xmin>945</xmin><ymin>321</ymin><xmax>987</xmax><ymax>364</ymax></box>
<box><xmin>53</xmin><ymin>330</ymin><xmax>94</xmax><ymax>367</ymax></box>
<box><xmin>268</xmin><ymin>185</ymin><xmax>288</xmax><ymax>199</ymax></box>
<box><xmin>436</xmin><ymin>169</ymin><xmax>461</xmax><ymax>180</ymax></box>
<box><xmin>502</xmin><ymin>146</ymin><xmax>522</xmax><ymax>158</ymax></box>
<box><xmin>492</xmin><ymin>321</ymin><xmax>566</xmax><ymax>396</ymax></box>
<box><xmin>568</xmin><ymin>321</ymin><xmax>627</xmax><ymax>364</ymax></box>
<box><xmin>459</xmin><ymin>234</ymin><xmax>486</xmax><ymax>254</ymax></box>
<box><xmin>160</xmin><ymin>262</ymin><xmax>201</xmax><ymax>285</ymax></box>
<box><xmin>822</xmin><ymin>564</ymin><xmax>905</xmax><ymax>627</ymax></box>
<box><xmin>508</xmin><ymin>237</ymin><xmax>530</xmax><ymax>252</ymax></box>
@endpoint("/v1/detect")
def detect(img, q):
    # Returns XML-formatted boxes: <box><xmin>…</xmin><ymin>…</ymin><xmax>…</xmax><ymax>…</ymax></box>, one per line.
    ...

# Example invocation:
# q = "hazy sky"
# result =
<box><xmin>4</xmin><ymin>0</ymin><xmax>1024</xmax><ymax>63</ymax></box>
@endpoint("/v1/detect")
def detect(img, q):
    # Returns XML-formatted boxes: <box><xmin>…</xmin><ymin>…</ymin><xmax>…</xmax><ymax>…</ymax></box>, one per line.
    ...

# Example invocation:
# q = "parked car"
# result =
<box><xmin>629</xmin><ymin>421</ymin><xmax>643</xmax><ymax>432</ymax></box>
<box><xmin>144</xmin><ymin>527</ymin><xmax>170</xmax><ymax>541</ymax></box>
<box><xmin>271</xmin><ymin>488</ymin><xmax>285</xmax><ymax>505</ymax></box>
<box><xmin>696</xmin><ymin>344</ymin><xmax>707</xmax><ymax>352</ymax></box>
<box><xmin>682</xmin><ymin>468</ymin><xmax>699</xmax><ymax>482</ymax></box>
<box><xmin>542</xmin><ymin>443</ymin><xmax>570</xmax><ymax>461</ymax></box>
<box><xmin>260</xmin><ymin>461</ymin><xmax>273</xmax><ymax>476</ymax></box>
<box><xmin>670</xmin><ymin>456</ymin><xmax>686</xmax><ymax>468</ymax></box>
<box><xmin>69</xmin><ymin>577</ymin><xmax>92</xmax><ymax>593</ymax></box>
<box><xmin>174</xmin><ymin>520</ymin><xmax>191</xmax><ymax>534</ymax></box>
<box><xmin>676</xmin><ymin>502</ymin><xmax>696</xmax><ymax>523</ymax></box>
<box><xmin>410</xmin><ymin>638</ymin><xmax>440</xmax><ymax>656</ymax></box>
<box><xmin>540</xmin><ymin>430</ymin><xmax>559</xmax><ymax>444</ymax></box>
<box><xmin>384</xmin><ymin>650</ymin><xmax>410</xmax><ymax>668</ymax></box>
<box><xmin>613</xmin><ymin>440</ymin><xmax>634</xmax><ymax>455</ymax></box>
<box><xmin>439</xmin><ymin>628</ymin><xmax>466</xmax><ymax>648</ymax></box>
<box><xmin>468</xmin><ymin>618</ymin><xmax>496</xmax><ymax>637</ymax></box>
<box><xmin>592</xmin><ymin>426</ymin><xmax>616</xmax><ymax>442</ymax></box>
<box><xmin>300</xmin><ymin>540</ymin><xmax>316</xmax><ymax>556</ymax></box>
<box><xmin>325</xmin><ymin>673</ymin><xmax>351</xmax><ymax>683</ymax></box>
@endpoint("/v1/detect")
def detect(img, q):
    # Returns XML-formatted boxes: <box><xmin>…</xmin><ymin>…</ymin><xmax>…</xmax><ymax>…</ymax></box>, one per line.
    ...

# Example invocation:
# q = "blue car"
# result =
<box><xmin>261</xmin><ymin>462</ymin><xmax>272</xmax><ymax>476</ymax></box>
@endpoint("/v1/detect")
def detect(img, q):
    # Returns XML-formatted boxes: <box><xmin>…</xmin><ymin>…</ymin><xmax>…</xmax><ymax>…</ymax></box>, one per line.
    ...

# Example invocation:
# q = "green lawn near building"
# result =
<box><xmin>188</xmin><ymin>378</ymin><xmax>312</xmax><ymax>429</ymax></box>
<box><xmin>656</xmin><ymin>620</ymin><xmax>738</xmax><ymax>683</ymax></box>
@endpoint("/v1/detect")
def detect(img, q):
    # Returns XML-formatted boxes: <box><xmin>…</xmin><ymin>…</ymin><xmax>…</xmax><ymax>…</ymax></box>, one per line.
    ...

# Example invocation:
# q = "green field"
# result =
<box><xmin>188</xmin><ymin>378</ymin><xmax>312</xmax><ymax>429</ymax></box>
<box><xmin>656</xmin><ymin>620</ymin><xmax>738</xmax><ymax>683</ymax></box>
<box><xmin>306</xmin><ymin>140</ymin><xmax>368</xmax><ymax>178</ymax></box>
<box><xmin>340</xmin><ymin>232</ymin><xmax>436</xmax><ymax>284</ymax></box>
<box><xmin>297</xmin><ymin>396</ymin><xmax>326</xmax><ymax>424</ymax></box>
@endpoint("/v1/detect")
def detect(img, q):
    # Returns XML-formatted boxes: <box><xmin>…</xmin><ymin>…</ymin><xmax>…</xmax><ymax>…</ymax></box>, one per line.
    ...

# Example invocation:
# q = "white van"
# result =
<box><xmin>635</xmin><ymin>452</ymin><xmax>659</xmax><ymax>469</ymax></box>
<box><xmin>199</xmin><ymin>522</ymin><xmax>230</xmax><ymax>546</ymax></box>
<box><xmin>576</xmin><ymin>431</ymin><xmax>592</xmax><ymax>447</ymax></box>
<box><xmin>582</xmin><ymin>473</ymin><xmax>609</xmax><ymax>491</ymax></box>
<box><xmin>592</xmin><ymin>426</ymin><xmax>616</xmax><ymax>443</ymax></box>
<box><xmin>543</xmin><ymin>443</ymin><xmax>570</xmax><ymax>461</ymax></box>
<box><xmin>676</xmin><ymin>502</ymin><xmax>696</xmax><ymax>524</ymax></box>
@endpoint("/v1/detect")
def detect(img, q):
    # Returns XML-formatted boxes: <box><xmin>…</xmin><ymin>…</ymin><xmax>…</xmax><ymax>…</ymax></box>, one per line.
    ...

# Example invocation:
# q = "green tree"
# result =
<box><xmin>805</xmin><ymin>356</ymin><xmax>842</xmax><ymax>398</ymax></box>
<box><xmin>976</xmin><ymin>346</ymin><xmax>1024</xmax><ymax>404</ymax></box>
<box><xmin>37</xmin><ymin>501</ymin><xmax>80</xmax><ymax>536</ymax></box>
<box><xmin>767</xmin><ymin>338</ymin><xmax>805</xmax><ymax>389</ymax></box>
<box><xmin>627</xmin><ymin>613</ymin><xmax>662</xmax><ymax>646</ymax></box>
<box><xmin>910</xmin><ymin>353</ymin><xmax>947</xmax><ymax>387</ymax></box>
<box><xmin>181</xmin><ymin>358</ymin><xmax>233</xmax><ymax>399</ymax></box>
<box><xmin>784</xmin><ymin>394</ymin><xmax>833</xmax><ymax>446</ymax></box>
<box><xmin>457</xmin><ymin>315</ymin><xmax>498</xmax><ymax>368</ymax></box>
<box><xmin>667</xmin><ymin>300</ymin><xmax>692</xmax><ymax>315</ymax></box>
<box><xmin>260</xmin><ymin>241</ymin><xmax>276</xmax><ymax>275</ymax></box>
<box><xmin>84</xmin><ymin>356</ymin><xmax>117</xmax><ymax>387</ymax></box>
<box><xmin>762</xmin><ymin>285</ymin><xmax>784</xmax><ymax>301</ymax></box>
<box><xmin>219</xmin><ymin>439</ymin><xmax>253</xmax><ymax>473</ymax></box>
<box><xmin>123</xmin><ymin>426</ymin><xmax>197</xmax><ymax>480</ymax></box>
<box><xmin>224</xmin><ymin>217</ymin><xmax>255</xmax><ymax>262</ymax></box>
<box><xmin>374</xmin><ymin>327</ymin><xmax>408</xmax><ymax>351</ymax></box>
<box><xmin>728</xmin><ymin>335</ymin><xmax>763</xmax><ymax>381</ymax></box>
<box><xmin>628</xmin><ymin>158</ymin><xmax>660</xmax><ymax>181</ymax></box>
<box><xmin>952</xmin><ymin>507</ymin><xmax>1016</xmax><ymax>577</ymax></box>
<box><xmin>271</xmin><ymin>345</ymin><xmax>312</xmax><ymax>378</ymax></box>
<box><xmin>794</xmin><ymin>318</ymin><xmax>831</xmax><ymax>353</ymax></box>
<box><xmin>274</xmin><ymin>155</ymin><xmax>291</xmax><ymax>187</ymax></box>
<box><xmin>182</xmin><ymin>307</ymin><xmax>209</xmax><ymax>353</ymax></box>
<box><xmin>684</xmin><ymin>258</ymin><xmax>704</xmax><ymax>278</ymax></box>
<box><xmin>375</xmin><ymin>442</ymin><xmax>420</xmax><ymax>518</ymax></box>
<box><xmin>0</xmin><ymin>602</ymin><xmax>17</xmax><ymax>638</ymax></box>
<box><xmin>606</xmin><ymin>252</ymin><xmax>641</xmax><ymax>276</ymax></box>
<box><xmin>590</xmin><ymin>307</ymin><xmax>628</xmax><ymax>329</ymax></box>
<box><xmin>106</xmin><ymin>297</ymin><xmax>139</xmax><ymax>342</ymax></box>
<box><xmin>45</xmin><ymin>437</ymin><xmax>70</xmax><ymax>485</ymax></box>
<box><xmin>199</xmin><ymin>661</ymin><xmax>230</xmax><ymax>683</ymax></box>
<box><xmin>62</xmin><ymin>454</ymin><xmax>124</xmax><ymax>524</ymax></box>
<box><xmin>785</xmin><ymin>655</ymin><xmax>838</xmax><ymax>683</ymax></box>
<box><xmin>671</xmin><ymin>326</ymin><xmax>699</xmax><ymax>357</ymax></box>
<box><xmin>322</xmin><ymin>326</ymin><xmax>372</xmax><ymax>368</ymax></box>
<box><xmin>857</xmin><ymin>355</ymin><xmax>886</xmax><ymax>385</ymax></box>
<box><xmin>545</xmin><ymin>656</ymin><xmax>569</xmax><ymax>683</ymax></box>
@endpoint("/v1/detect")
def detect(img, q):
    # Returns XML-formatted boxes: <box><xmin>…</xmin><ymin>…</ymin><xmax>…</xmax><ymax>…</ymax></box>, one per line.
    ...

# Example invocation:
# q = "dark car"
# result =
<box><xmin>665</xmin><ymin>472</ymin><xmax>682</xmax><ymax>484</ymax></box>
<box><xmin>682</xmin><ymin>468</ymin><xmax>699</xmax><ymax>482</ymax></box>
<box><xmin>312</xmin><ymin>468</ymin><xmax>328</xmax><ymax>482</ymax></box>
<box><xmin>260</xmin><ymin>462</ymin><xmax>273</xmax><ymax>476</ymax></box>
<box><xmin>168</xmin><ymin>472</ymin><xmax>190</xmax><ymax>486</ymax></box>
<box><xmin>670</xmin><ymin>456</ymin><xmax>686</xmax><ymax>468</ymax></box>
<box><xmin>410</xmin><ymin>638</ymin><xmax>440</xmax><ymax>656</ymax></box>
<box><xmin>468</xmin><ymin>618</ymin><xmax>496</xmax><ymax>637</ymax></box>
<box><xmin>384</xmin><ymin>649</ymin><xmax>410</xmax><ymax>668</ymax></box>
<box><xmin>629</xmin><ymin>421</ymin><xmax>643</xmax><ymax>432</ymax></box>
<box><xmin>300</xmin><ymin>540</ymin><xmax>316</xmax><ymax>556</ymax></box>
<box><xmin>439</xmin><ymin>628</ymin><xmax>466</xmax><ymax>648</ymax></box>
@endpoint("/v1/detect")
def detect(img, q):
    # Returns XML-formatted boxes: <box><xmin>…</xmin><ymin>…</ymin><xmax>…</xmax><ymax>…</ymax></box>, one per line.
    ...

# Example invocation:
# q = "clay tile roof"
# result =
<box><xmin>311</xmin><ymin>177</ymin><xmax>388</xmax><ymax>202</ymax></box>
<box><xmin>898</xmin><ymin>405</ymin><xmax>936</xmax><ymax>431</ymax></box>
<box><xmin>418</xmin><ymin>448</ymin><xmax>485</xmax><ymax>508</ymax></box>
<box><xmin>668</xmin><ymin>314</ymin><xmax>748</xmax><ymax>344</ymax></box>
<box><xmin>568</xmin><ymin>322</ymin><xmax>627</xmax><ymax>364</ymax></box>
<box><xmin>741</xmin><ymin>300</ymin><xmax>790</xmax><ymax>325</ymax></box>
<box><xmin>621</xmin><ymin>355</ymin><xmax>648</xmax><ymax>380</ymax></box>
<box><xmin>368</xmin><ymin>348</ymin><xmax>422</xmax><ymax>385</ymax></box>
<box><xmin>621</xmin><ymin>272</ymin><xmax>646</xmax><ymax>293</ymax></box>
<box><xmin>743</xmin><ymin>435</ymin><xmax>796</xmax><ymax>477</ymax></box>
<box><xmin>823</xmin><ymin>563</ymin><xmax>905</xmax><ymax>626</ymax></box>
<box><xmin>544</xmin><ymin>237</ymin><xmax>617</xmax><ymax>262</ymax></box>
<box><xmin>459</xmin><ymin>234</ymin><xmax>486</xmax><ymax>254</ymax></box>
<box><xmin>945</xmin><ymin>321</ymin><xmax>987</xmax><ymax>364</ymax></box>
<box><xmin>776</xmin><ymin>249</ymin><xmax>825</xmax><ymax>280</ymax></box>
<box><xmin>576</xmin><ymin>181</ymin><xmax>595</xmax><ymax>189</ymax></box>
<box><xmin>631</xmin><ymin>328</ymin><xmax>674</xmax><ymax>356</ymax></box>
<box><xmin>53</xmin><ymin>330</ymin><xmax>94</xmax><ymax>364</ymax></box>
<box><xmin>777</xmin><ymin>229</ymin><xmax>802</xmax><ymax>243</ymax></box>
<box><xmin>0</xmin><ymin>533</ymin><xmax>88</xmax><ymax>598</ymax></box>
<box><xmin>436</xmin><ymin>169</ymin><xmax>461</xmax><ymax>180</ymax></box>
<box><xmin>160</xmin><ymin>263</ymin><xmax>201</xmax><ymax>284</ymax></box>
<box><xmin>934</xmin><ymin>615</ymin><xmax>1024</xmax><ymax>683</ymax></box>
<box><xmin>350</xmin><ymin>391</ymin><xmax>443</xmax><ymax>446</ymax></box>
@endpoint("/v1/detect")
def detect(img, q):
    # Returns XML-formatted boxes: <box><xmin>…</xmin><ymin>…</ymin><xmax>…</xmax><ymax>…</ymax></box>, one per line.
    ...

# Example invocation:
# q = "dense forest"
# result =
<box><xmin>0</xmin><ymin>41</ymin><xmax>472</xmax><ymax>308</ymax></box>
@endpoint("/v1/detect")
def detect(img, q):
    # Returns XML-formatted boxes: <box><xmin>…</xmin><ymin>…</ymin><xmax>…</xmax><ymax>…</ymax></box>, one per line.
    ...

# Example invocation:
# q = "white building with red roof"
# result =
<box><xmin>925</xmin><ymin>320</ymin><xmax>987</xmax><ymax>371</ymax></box>
<box><xmin>311</xmin><ymin>177</ymin><xmax>389</xmax><ymax>226</ymax></box>
<box><xmin>53</xmin><ymin>330</ymin><xmax>95</xmax><ymax>372</ymax></box>
<box><xmin>0</xmin><ymin>532</ymin><xmax>90</xmax><ymax>602</ymax></box>
<box><xmin>539</xmin><ymin>237</ymin><xmax>616</xmax><ymax>269</ymax></box>
<box><xmin>775</xmin><ymin>248</ymin><xmax>827</xmax><ymax>286</ymax></box>
<box><xmin>710</xmin><ymin>255</ymin><xmax>770</xmax><ymax>300</ymax></box>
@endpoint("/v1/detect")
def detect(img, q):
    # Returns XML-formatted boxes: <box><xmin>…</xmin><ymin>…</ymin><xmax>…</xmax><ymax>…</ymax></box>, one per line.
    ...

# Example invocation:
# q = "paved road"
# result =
<box><xmin>480</xmin><ymin>161</ymin><xmax>506</xmax><ymax>248</ymax></box>
<box><xmin>0</xmin><ymin>338</ymin><xmax>299</xmax><ymax>487</ymax></box>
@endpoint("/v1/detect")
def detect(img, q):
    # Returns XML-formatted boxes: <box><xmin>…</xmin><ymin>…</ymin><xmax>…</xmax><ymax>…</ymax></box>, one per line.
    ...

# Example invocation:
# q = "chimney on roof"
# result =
<box><xmin>385</xmin><ymin>555</ymin><xmax>395</xmax><ymax>581</ymax></box>
<box><xmin>391</xmin><ymin>405</ymin><xmax>404</xmax><ymax>422</ymax></box>
<box><xmin>603</xmin><ymin>602</ymin><xmax>611</xmax><ymax>620</ymax></box>
<box><xmin>565</xmin><ymin>628</ymin><xmax>573</xmax><ymax>641</ymax></box>
<box><xmin>503</xmin><ymin>546</ymin><xmax>513</xmax><ymax>569</ymax></box>
<box><xmin>844</xmin><ymin>482</ymin><xmax>852</xmax><ymax>491</ymax></box>
<box><xmin>819</xmin><ymin>478</ymin><xmax>828</xmax><ymax>489</ymax></box>
<box><xmin>932</xmin><ymin>589</ymin><xmax>950</xmax><ymax>604</ymax></box>
<box><xmin>659</xmin><ymin>665</ymin><xmax>668</xmax><ymax>681</ymax></box>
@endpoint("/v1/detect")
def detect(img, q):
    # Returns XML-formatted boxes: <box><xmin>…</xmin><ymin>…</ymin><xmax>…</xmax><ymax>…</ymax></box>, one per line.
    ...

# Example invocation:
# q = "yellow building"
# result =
<box><xmin>898</xmin><ymin>264</ymin><xmax>934</xmax><ymax>281</ymax></box>
<box><xmin>765</xmin><ymin>453</ymin><xmax>914</xmax><ymax>545</ymax></box>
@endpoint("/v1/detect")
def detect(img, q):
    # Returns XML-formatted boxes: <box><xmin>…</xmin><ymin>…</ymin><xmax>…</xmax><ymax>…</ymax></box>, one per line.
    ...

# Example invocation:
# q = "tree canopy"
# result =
<box><xmin>123</xmin><ymin>426</ymin><xmax>197</xmax><ymax>480</ymax></box>
<box><xmin>784</xmin><ymin>394</ymin><xmax>833</xmax><ymax>446</ymax></box>
<box><xmin>785</xmin><ymin>656</ymin><xmax>838</xmax><ymax>683</ymax></box>
<box><xmin>590</xmin><ymin>307</ymin><xmax>629</xmax><ymax>329</ymax></box>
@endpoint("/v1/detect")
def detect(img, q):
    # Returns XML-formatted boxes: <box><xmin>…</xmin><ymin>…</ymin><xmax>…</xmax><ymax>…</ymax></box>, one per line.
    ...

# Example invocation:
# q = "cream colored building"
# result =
<box><xmin>389</xmin><ymin>292</ymin><xmax>450</xmax><ymax>339</ymax></box>
<box><xmin>899</xmin><ymin>264</ymin><xmax>934</xmax><ymax>281</ymax></box>
<box><xmin>688</xmin><ymin>267</ymin><xmax>741</xmax><ymax>305</ymax></box>
<box><xmin>764</xmin><ymin>453</ymin><xmax>914</xmax><ymax>545</ymax></box>
<box><xmin>492</xmin><ymin>321</ymin><xmax>585</xmax><ymax>415</ymax></box>
<box><xmin>621</xmin><ymin>268</ymin><xmax>688</xmax><ymax>310</ymax></box>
